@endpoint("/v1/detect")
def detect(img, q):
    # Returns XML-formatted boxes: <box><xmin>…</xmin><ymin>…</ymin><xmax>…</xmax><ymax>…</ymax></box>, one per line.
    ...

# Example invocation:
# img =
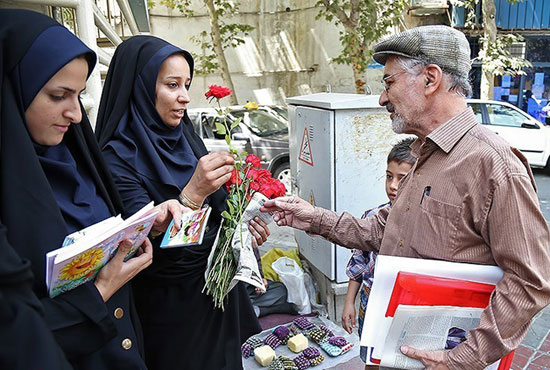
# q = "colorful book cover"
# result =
<box><xmin>160</xmin><ymin>206</ymin><xmax>211</xmax><ymax>248</ymax></box>
<box><xmin>46</xmin><ymin>202</ymin><xmax>158</xmax><ymax>298</ymax></box>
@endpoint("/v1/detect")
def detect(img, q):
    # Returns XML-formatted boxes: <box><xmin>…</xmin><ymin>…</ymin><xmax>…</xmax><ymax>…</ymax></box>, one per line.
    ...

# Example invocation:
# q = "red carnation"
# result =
<box><xmin>245</xmin><ymin>154</ymin><xmax>261</xmax><ymax>168</ymax></box>
<box><xmin>225</xmin><ymin>169</ymin><xmax>242</xmax><ymax>191</ymax></box>
<box><xmin>205</xmin><ymin>85</ymin><xmax>232</xmax><ymax>100</ymax></box>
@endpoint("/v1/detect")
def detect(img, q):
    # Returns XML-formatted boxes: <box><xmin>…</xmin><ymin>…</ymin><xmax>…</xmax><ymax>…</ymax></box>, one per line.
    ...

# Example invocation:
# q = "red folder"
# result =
<box><xmin>371</xmin><ymin>272</ymin><xmax>514</xmax><ymax>369</ymax></box>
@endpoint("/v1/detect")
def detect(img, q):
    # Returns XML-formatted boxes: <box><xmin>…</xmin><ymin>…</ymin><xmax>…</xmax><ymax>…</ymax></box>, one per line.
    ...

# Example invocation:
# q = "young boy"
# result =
<box><xmin>341</xmin><ymin>138</ymin><xmax>416</xmax><ymax>368</ymax></box>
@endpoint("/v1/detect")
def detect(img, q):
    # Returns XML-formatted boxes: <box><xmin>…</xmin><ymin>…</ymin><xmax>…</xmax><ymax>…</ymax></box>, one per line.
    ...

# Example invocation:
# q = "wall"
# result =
<box><xmin>149</xmin><ymin>0</ymin><xmax>386</xmax><ymax>108</ymax></box>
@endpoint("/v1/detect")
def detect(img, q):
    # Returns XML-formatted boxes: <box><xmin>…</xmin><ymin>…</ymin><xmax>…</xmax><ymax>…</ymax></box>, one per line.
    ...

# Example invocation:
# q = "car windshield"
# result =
<box><xmin>231</xmin><ymin>109</ymin><xmax>288</xmax><ymax>137</ymax></box>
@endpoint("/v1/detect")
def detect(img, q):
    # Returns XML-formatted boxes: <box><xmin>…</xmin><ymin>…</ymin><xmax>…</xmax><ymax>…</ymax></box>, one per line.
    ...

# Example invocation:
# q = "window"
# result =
<box><xmin>202</xmin><ymin>115</ymin><xmax>241</xmax><ymax>140</ymax></box>
<box><xmin>230</xmin><ymin>110</ymin><xmax>287</xmax><ymax>137</ymax></box>
<box><xmin>486</xmin><ymin>104</ymin><xmax>529</xmax><ymax>128</ymax></box>
<box><xmin>468</xmin><ymin>103</ymin><xmax>484</xmax><ymax>123</ymax></box>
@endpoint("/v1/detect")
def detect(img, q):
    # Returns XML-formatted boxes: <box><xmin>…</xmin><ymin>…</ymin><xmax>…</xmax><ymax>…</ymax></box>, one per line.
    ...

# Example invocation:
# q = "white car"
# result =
<box><xmin>467</xmin><ymin>99</ymin><xmax>550</xmax><ymax>168</ymax></box>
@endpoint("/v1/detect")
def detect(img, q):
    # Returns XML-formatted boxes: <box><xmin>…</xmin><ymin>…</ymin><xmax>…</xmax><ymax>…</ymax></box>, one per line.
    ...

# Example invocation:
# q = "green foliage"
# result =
<box><xmin>315</xmin><ymin>0</ymin><xmax>407</xmax><ymax>73</ymax></box>
<box><xmin>478</xmin><ymin>33</ymin><xmax>532</xmax><ymax>76</ymax></box>
<box><xmin>152</xmin><ymin>0</ymin><xmax>254</xmax><ymax>75</ymax></box>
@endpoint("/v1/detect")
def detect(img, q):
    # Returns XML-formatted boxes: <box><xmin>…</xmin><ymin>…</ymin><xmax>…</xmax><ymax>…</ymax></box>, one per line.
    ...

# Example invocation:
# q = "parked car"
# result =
<box><xmin>187</xmin><ymin>105</ymin><xmax>291</xmax><ymax>193</ymax></box>
<box><xmin>467</xmin><ymin>99</ymin><xmax>550</xmax><ymax>169</ymax></box>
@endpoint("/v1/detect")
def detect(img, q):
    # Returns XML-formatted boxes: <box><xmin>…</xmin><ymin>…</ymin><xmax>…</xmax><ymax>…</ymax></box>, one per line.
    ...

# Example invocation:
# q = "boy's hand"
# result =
<box><xmin>341</xmin><ymin>301</ymin><xmax>356</xmax><ymax>334</ymax></box>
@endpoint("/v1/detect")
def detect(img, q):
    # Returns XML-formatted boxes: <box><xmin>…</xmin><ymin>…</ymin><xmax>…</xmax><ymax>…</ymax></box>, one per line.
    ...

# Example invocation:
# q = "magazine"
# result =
<box><xmin>160</xmin><ymin>206</ymin><xmax>212</xmax><ymax>248</ymax></box>
<box><xmin>380</xmin><ymin>305</ymin><xmax>498</xmax><ymax>370</ymax></box>
<box><xmin>46</xmin><ymin>202</ymin><xmax>158</xmax><ymax>298</ymax></box>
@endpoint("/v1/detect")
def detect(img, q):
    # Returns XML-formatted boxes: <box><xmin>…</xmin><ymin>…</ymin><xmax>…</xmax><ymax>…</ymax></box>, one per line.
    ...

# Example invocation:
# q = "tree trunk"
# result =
<box><xmin>481</xmin><ymin>0</ymin><xmax>497</xmax><ymax>100</ymax></box>
<box><xmin>204</xmin><ymin>0</ymin><xmax>238</xmax><ymax>105</ymax></box>
<box><xmin>353</xmin><ymin>65</ymin><xmax>366</xmax><ymax>94</ymax></box>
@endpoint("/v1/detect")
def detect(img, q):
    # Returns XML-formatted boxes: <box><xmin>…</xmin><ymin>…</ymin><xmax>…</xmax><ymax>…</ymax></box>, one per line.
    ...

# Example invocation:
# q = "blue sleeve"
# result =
<box><xmin>105</xmin><ymin>154</ymin><xmax>153</xmax><ymax>216</ymax></box>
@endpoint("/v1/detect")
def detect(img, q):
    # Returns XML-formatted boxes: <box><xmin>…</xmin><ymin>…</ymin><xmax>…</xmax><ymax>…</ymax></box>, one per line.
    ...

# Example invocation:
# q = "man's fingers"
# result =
<box><xmin>401</xmin><ymin>346</ymin><xmax>424</xmax><ymax>360</ymax></box>
<box><xmin>167</xmin><ymin>201</ymin><xmax>182</xmax><ymax>230</ymax></box>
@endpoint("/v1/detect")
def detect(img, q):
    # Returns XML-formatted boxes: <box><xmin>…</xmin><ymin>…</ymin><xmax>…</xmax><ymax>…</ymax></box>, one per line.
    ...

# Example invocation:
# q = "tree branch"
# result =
<box><xmin>319</xmin><ymin>0</ymin><xmax>354</xmax><ymax>29</ymax></box>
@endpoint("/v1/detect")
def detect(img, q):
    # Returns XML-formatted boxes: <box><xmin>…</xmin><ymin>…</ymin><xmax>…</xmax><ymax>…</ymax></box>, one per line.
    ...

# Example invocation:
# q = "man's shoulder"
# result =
<box><xmin>460</xmin><ymin>123</ymin><xmax>530</xmax><ymax>177</ymax></box>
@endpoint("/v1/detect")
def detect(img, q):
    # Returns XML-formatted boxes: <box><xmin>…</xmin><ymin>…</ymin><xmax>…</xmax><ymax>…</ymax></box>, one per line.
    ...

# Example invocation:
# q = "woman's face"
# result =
<box><xmin>155</xmin><ymin>54</ymin><xmax>191</xmax><ymax>128</ymax></box>
<box><xmin>25</xmin><ymin>57</ymin><xmax>88</xmax><ymax>146</ymax></box>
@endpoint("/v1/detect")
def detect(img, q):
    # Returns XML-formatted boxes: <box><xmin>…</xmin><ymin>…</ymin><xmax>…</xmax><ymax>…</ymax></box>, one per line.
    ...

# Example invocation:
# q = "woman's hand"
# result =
<box><xmin>152</xmin><ymin>199</ymin><xmax>190</xmax><ymax>233</ymax></box>
<box><xmin>248</xmin><ymin>217</ymin><xmax>270</xmax><ymax>246</ymax></box>
<box><xmin>94</xmin><ymin>238</ymin><xmax>153</xmax><ymax>302</ymax></box>
<box><xmin>183</xmin><ymin>151</ymin><xmax>235</xmax><ymax>205</ymax></box>
<box><xmin>255</xmin><ymin>278</ymin><xmax>268</xmax><ymax>295</ymax></box>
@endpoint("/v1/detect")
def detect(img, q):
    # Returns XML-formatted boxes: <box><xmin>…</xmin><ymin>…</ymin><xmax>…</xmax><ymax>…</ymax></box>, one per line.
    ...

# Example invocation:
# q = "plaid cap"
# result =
<box><xmin>373</xmin><ymin>25</ymin><xmax>471</xmax><ymax>79</ymax></box>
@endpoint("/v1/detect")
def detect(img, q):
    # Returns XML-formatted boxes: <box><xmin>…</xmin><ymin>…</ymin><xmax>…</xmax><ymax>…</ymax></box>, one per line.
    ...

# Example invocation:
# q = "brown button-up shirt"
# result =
<box><xmin>309</xmin><ymin>108</ymin><xmax>550</xmax><ymax>369</ymax></box>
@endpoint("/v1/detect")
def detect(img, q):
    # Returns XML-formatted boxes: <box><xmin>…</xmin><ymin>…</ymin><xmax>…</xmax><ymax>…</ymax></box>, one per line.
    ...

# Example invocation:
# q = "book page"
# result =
<box><xmin>160</xmin><ymin>207</ymin><xmax>211</xmax><ymax>248</ymax></box>
<box><xmin>380</xmin><ymin>306</ymin><xmax>483</xmax><ymax>369</ymax></box>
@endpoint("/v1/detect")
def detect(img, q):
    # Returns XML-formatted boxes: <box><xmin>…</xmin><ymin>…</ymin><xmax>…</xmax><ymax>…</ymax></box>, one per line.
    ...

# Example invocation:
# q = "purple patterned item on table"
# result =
<box><xmin>293</xmin><ymin>354</ymin><xmax>310</xmax><ymax>370</ymax></box>
<box><xmin>273</xmin><ymin>325</ymin><xmax>291</xmax><ymax>339</ymax></box>
<box><xmin>289</xmin><ymin>323</ymin><xmax>301</xmax><ymax>335</ymax></box>
<box><xmin>302</xmin><ymin>347</ymin><xmax>321</xmax><ymax>359</ymax></box>
<box><xmin>319</xmin><ymin>324</ymin><xmax>334</xmax><ymax>337</ymax></box>
<box><xmin>264</xmin><ymin>333</ymin><xmax>282</xmax><ymax>349</ymax></box>
<box><xmin>327</xmin><ymin>336</ymin><xmax>347</xmax><ymax>347</ymax></box>
<box><xmin>293</xmin><ymin>317</ymin><xmax>315</xmax><ymax>330</ymax></box>
<box><xmin>241</xmin><ymin>343</ymin><xmax>253</xmax><ymax>358</ymax></box>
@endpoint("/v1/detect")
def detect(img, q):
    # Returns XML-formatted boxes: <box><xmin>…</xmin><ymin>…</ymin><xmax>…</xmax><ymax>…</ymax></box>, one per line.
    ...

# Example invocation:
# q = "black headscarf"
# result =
<box><xmin>0</xmin><ymin>9</ymin><xmax>123</xmax><ymax>293</ymax></box>
<box><xmin>96</xmin><ymin>36</ymin><xmax>199</xmax><ymax>189</ymax></box>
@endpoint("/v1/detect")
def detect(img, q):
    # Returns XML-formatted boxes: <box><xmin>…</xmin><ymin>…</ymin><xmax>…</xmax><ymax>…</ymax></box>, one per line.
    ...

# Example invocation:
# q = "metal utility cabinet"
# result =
<box><xmin>286</xmin><ymin>93</ymin><xmax>401</xmax><ymax>321</ymax></box>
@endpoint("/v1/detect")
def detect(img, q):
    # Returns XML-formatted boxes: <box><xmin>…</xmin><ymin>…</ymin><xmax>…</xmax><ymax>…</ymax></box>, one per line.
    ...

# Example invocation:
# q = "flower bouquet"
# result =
<box><xmin>202</xmin><ymin>86</ymin><xmax>286</xmax><ymax>309</ymax></box>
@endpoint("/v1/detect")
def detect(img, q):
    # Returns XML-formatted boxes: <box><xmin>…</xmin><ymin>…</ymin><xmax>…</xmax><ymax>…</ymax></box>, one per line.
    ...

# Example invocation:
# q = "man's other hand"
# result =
<box><xmin>401</xmin><ymin>346</ymin><xmax>449</xmax><ymax>370</ymax></box>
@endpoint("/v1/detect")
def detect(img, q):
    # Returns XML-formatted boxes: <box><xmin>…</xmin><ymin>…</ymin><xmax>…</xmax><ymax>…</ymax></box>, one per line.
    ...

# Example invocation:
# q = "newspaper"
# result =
<box><xmin>380</xmin><ymin>305</ymin><xmax>498</xmax><ymax>370</ymax></box>
<box><xmin>228</xmin><ymin>192</ymin><xmax>273</xmax><ymax>293</ymax></box>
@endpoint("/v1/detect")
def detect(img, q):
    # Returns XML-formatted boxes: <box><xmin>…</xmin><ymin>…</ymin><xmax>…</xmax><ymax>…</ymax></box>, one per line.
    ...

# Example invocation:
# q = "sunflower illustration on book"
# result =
<box><xmin>59</xmin><ymin>248</ymin><xmax>104</xmax><ymax>281</ymax></box>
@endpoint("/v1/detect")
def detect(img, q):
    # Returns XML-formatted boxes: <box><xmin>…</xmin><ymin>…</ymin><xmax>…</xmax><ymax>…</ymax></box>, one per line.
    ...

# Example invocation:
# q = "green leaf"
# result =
<box><xmin>225</xmin><ymin>134</ymin><xmax>231</xmax><ymax>146</ymax></box>
<box><xmin>227</xmin><ymin>199</ymin><xmax>235</xmax><ymax>214</ymax></box>
<box><xmin>215</xmin><ymin>122</ymin><xmax>226</xmax><ymax>135</ymax></box>
<box><xmin>230</xmin><ymin>117</ymin><xmax>242</xmax><ymax>130</ymax></box>
<box><xmin>221</xmin><ymin>211</ymin><xmax>231</xmax><ymax>219</ymax></box>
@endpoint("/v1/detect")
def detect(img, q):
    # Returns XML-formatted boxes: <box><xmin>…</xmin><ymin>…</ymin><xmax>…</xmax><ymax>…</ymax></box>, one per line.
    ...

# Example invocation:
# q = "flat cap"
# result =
<box><xmin>373</xmin><ymin>25</ymin><xmax>471</xmax><ymax>79</ymax></box>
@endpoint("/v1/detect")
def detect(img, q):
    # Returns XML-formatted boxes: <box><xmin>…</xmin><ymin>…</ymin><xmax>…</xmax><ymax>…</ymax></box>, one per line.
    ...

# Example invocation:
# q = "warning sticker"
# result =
<box><xmin>299</xmin><ymin>128</ymin><xmax>314</xmax><ymax>166</ymax></box>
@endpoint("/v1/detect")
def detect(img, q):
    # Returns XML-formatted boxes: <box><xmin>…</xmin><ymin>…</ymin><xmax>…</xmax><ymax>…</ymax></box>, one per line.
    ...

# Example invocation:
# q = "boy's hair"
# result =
<box><xmin>387</xmin><ymin>138</ymin><xmax>416</xmax><ymax>165</ymax></box>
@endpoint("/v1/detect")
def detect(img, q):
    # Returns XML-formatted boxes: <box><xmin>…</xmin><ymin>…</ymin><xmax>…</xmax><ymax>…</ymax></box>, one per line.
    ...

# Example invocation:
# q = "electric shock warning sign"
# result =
<box><xmin>299</xmin><ymin>127</ymin><xmax>313</xmax><ymax>166</ymax></box>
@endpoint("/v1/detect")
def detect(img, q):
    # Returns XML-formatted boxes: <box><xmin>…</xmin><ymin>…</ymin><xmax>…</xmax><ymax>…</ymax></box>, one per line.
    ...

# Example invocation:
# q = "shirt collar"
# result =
<box><xmin>425</xmin><ymin>107</ymin><xmax>479</xmax><ymax>154</ymax></box>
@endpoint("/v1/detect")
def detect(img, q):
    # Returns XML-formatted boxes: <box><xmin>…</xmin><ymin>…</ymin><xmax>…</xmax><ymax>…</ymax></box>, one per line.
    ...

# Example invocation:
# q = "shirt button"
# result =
<box><xmin>114</xmin><ymin>308</ymin><xmax>124</xmax><ymax>319</ymax></box>
<box><xmin>121</xmin><ymin>338</ymin><xmax>132</xmax><ymax>350</ymax></box>
<box><xmin>398</xmin><ymin>240</ymin><xmax>404</xmax><ymax>248</ymax></box>
<box><xmin>415</xmin><ymin>169</ymin><xmax>420</xmax><ymax>175</ymax></box>
<box><xmin>406</xmin><ymin>203</ymin><xmax>410</xmax><ymax>211</ymax></box>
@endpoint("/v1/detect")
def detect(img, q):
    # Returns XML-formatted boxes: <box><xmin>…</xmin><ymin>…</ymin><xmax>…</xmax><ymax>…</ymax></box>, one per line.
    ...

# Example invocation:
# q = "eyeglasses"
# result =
<box><xmin>380</xmin><ymin>71</ymin><xmax>407</xmax><ymax>92</ymax></box>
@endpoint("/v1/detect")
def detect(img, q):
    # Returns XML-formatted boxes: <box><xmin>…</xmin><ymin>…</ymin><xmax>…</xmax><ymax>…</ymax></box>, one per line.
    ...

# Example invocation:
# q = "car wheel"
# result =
<box><xmin>273</xmin><ymin>162</ymin><xmax>291</xmax><ymax>195</ymax></box>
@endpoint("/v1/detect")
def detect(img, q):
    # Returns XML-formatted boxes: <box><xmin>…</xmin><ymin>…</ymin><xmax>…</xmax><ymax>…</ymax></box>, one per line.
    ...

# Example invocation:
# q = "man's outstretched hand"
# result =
<box><xmin>260</xmin><ymin>196</ymin><xmax>315</xmax><ymax>231</ymax></box>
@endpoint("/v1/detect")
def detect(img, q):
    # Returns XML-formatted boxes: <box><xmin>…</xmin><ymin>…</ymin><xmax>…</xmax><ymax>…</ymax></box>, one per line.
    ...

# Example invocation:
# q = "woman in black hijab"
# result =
<box><xmin>0</xmin><ymin>9</ymin><xmax>180</xmax><ymax>370</ymax></box>
<box><xmin>96</xmin><ymin>36</ymin><xmax>267</xmax><ymax>370</ymax></box>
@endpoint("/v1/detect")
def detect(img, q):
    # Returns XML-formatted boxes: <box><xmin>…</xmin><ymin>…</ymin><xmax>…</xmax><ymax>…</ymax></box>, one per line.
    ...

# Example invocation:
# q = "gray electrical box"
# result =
<box><xmin>287</xmin><ymin>93</ymin><xmax>402</xmax><ymax>283</ymax></box>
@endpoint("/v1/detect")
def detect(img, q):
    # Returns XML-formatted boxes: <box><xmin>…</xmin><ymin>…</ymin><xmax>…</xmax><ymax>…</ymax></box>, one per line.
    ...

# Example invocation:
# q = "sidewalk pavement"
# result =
<box><xmin>262</xmin><ymin>224</ymin><xmax>550</xmax><ymax>370</ymax></box>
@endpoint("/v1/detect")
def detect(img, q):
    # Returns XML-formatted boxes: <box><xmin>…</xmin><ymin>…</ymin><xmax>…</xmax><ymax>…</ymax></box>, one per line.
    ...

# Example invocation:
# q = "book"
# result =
<box><xmin>46</xmin><ymin>202</ymin><xmax>158</xmax><ymax>298</ymax></box>
<box><xmin>160</xmin><ymin>206</ymin><xmax>211</xmax><ymax>248</ymax></box>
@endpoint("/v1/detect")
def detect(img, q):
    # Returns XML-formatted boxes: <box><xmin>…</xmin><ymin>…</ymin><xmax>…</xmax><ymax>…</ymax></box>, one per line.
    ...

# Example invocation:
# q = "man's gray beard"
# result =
<box><xmin>391</xmin><ymin>113</ymin><xmax>408</xmax><ymax>134</ymax></box>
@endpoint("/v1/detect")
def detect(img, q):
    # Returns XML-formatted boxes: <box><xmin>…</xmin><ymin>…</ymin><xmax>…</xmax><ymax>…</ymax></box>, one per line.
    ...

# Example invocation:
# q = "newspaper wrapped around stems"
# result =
<box><xmin>204</xmin><ymin>193</ymin><xmax>275</xmax><ymax>309</ymax></box>
<box><xmin>201</xmin><ymin>90</ymin><xmax>286</xmax><ymax>309</ymax></box>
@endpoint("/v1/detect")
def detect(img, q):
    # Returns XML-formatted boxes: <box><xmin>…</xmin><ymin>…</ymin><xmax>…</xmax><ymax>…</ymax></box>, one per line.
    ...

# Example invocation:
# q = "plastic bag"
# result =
<box><xmin>271</xmin><ymin>257</ymin><xmax>311</xmax><ymax>314</ymax></box>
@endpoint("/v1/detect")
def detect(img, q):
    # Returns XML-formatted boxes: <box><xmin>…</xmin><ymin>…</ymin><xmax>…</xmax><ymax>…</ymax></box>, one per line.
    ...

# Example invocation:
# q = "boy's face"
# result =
<box><xmin>386</xmin><ymin>160</ymin><xmax>413</xmax><ymax>203</ymax></box>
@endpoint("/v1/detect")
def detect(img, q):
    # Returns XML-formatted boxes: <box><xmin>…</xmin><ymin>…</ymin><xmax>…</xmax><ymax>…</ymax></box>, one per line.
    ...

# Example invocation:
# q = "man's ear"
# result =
<box><xmin>424</xmin><ymin>64</ymin><xmax>443</xmax><ymax>95</ymax></box>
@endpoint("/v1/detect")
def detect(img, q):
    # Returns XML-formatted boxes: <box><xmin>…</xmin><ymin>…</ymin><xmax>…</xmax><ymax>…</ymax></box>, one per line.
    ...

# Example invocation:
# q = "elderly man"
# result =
<box><xmin>260</xmin><ymin>25</ymin><xmax>550</xmax><ymax>369</ymax></box>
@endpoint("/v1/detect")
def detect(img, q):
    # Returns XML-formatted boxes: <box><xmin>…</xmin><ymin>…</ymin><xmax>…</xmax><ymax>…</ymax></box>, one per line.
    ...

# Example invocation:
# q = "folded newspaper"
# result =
<box><xmin>205</xmin><ymin>192</ymin><xmax>273</xmax><ymax>293</ymax></box>
<box><xmin>380</xmin><ymin>305</ymin><xmax>499</xmax><ymax>370</ymax></box>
